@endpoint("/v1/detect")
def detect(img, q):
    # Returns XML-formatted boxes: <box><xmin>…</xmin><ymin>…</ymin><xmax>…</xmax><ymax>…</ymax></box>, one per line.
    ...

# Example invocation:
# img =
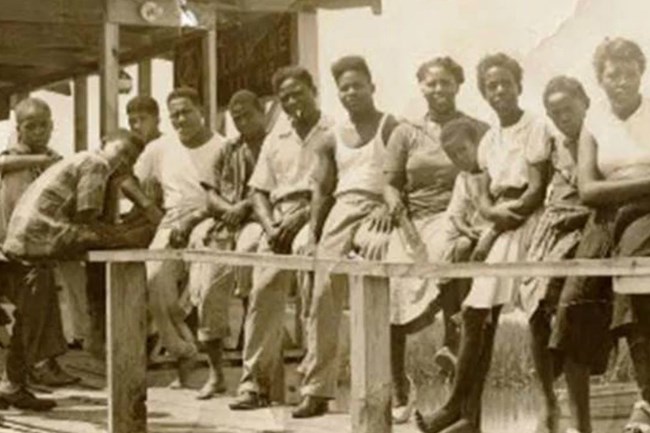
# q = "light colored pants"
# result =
<box><xmin>238</xmin><ymin>201</ymin><xmax>309</xmax><ymax>398</ymax></box>
<box><xmin>55</xmin><ymin>262</ymin><xmax>90</xmax><ymax>342</ymax></box>
<box><xmin>301</xmin><ymin>193</ymin><xmax>382</xmax><ymax>398</ymax></box>
<box><xmin>187</xmin><ymin>220</ymin><xmax>262</xmax><ymax>342</ymax></box>
<box><xmin>146</xmin><ymin>227</ymin><xmax>198</xmax><ymax>360</ymax></box>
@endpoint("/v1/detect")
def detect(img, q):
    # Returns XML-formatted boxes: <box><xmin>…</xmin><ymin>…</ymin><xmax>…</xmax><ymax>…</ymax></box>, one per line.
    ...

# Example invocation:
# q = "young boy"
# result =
<box><xmin>435</xmin><ymin>116</ymin><xmax>494</xmax><ymax>373</ymax></box>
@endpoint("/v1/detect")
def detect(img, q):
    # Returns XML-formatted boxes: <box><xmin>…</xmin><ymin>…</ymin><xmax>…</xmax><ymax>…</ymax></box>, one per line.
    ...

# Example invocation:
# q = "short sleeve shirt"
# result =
<box><xmin>135</xmin><ymin>133</ymin><xmax>224</xmax><ymax>226</ymax></box>
<box><xmin>249</xmin><ymin>114</ymin><xmax>333</xmax><ymax>204</ymax></box>
<box><xmin>478</xmin><ymin>111</ymin><xmax>551</xmax><ymax>196</ymax></box>
<box><xmin>3</xmin><ymin>151</ymin><xmax>110</xmax><ymax>258</ymax></box>
<box><xmin>384</xmin><ymin>114</ymin><xmax>480</xmax><ymax>219</ymax></box>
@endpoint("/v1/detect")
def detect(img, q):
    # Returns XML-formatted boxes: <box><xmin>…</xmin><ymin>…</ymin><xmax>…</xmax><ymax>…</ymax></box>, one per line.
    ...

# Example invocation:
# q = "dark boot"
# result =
<box><xmin>415</xmin><ymin>308</ymin><xmax>490</xmax><ymax>433</ymax></box>
<box><xmin>292</xmin><ymin>395</ymin><xmax>328</xmax><ymax>418</ymax></box>
<box><xmin>627</xmin><ymin>329</ymin><xmax>650</xmax><ymax>403</ymax></box>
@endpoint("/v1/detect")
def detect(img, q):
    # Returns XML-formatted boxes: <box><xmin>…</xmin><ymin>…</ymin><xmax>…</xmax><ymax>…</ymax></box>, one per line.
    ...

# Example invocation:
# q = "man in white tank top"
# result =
<box><xmin>293</xmin><ymin>56</ymin><xmax>399</xmax><ymax>418</ymax></box>
<box><xmin>138</xmin><ymin>88</ymin><xmax>225</xmax><ymax>387</ymax></box>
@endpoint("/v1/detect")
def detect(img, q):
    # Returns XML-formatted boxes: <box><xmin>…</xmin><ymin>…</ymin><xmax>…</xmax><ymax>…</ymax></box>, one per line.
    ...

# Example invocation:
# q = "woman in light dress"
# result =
<box><xmin>415</xmin><ymin>53</ymin><xmax>551</xmax><ymax>433</ymax></box>
<box><xmin>575</xmin><ymin>37</ymin><xmax>650</xmax><ymax>433</ymax></box>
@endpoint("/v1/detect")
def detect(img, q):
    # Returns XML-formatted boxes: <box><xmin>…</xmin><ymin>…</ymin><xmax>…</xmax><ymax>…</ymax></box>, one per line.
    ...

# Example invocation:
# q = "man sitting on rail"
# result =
<box><xmin>134</xmin><ymin>87</ymin><xmax>225</xmax><ymax>388</ymax></box>
<box><xmin>174</xmin><ymin>89</ymin><xmax>267</xmax><ymax>399</ymax></box>
<box><xmin>1</xmin><ymin>127</ymin><xmax>145</xmax><ymax>410</ymax></box>
<box><xmin>230</xmin><ymin>66</ymin><xmax>333</xmax><ymax>411</ymax></box>
<box><xmin>294</xmin><ymin>55</ymin><xmax>399</xmax><ymax>418</ymax></box>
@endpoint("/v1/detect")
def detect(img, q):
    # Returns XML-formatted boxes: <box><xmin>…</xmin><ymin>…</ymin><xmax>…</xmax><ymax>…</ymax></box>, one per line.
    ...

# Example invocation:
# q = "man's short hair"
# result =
<box><xmin>331</xmin><ymin>55</ymin><xmax>372</xmax><ymax>83</ymax></box>
<box><xmin>271</xmin><ymin>66</ymin><xmax>316</xmax><ymax>94</ymax></box>
<box><xmin>228</xmin><ymin>89</ymin><xmax>264</xmax><ymax>113</ymax></box>
<box><xmin>167</xmin><ymin>87</ymin><xmax>202</xmax><ymax>108</ymax></box>
<box><xmin>476</xmin><ymin>53</ymin><xmax>523</xmax><ymax>96</ymax></box>
<box><xmin>101</xmin><ymin>128</ymin><xmax>145</xmax><ymax>151</ymax></box>
<box><xmin>416</xmin><ymin>57</ymin><xmax>465</xmax><ymax>85</ymax></box>
<box><xmin>544</xmin><ymin>75</ymin><xmax>590</xmax><ymax>108</ymax></box>
<box><xmin>440</xmin><ymin>117</ymin><xmax>490</xmax><ymax>149</ymax></box>
<box><xmin>593</xmin><ymin>37</ymin><xmax>646</xmax><ymax>80</ymax></box>
<box><xmin>127</xmin><ymin>95</ymin><xmax>160</xmax><ymax>117</ymax></box>
<box><xmin>14</xmin><ymin>98</ymin><xmax>51</xmax><ymax>124</ymax></box>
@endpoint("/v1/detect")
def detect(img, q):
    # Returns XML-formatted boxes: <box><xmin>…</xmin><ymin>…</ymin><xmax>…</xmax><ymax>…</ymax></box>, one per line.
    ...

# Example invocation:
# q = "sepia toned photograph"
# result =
<box><xmin>1</xmin><ymin>1</ymin><xmax>650</xmax><ymax>432</ymax></box>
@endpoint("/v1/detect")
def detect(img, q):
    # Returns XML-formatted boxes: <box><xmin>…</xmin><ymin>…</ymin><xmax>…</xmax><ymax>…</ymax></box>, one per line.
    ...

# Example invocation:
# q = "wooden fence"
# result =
<box><xmin>86</xmin><ymin>249</ymin><xmax>650</xmax><ymax>433</ymax></box>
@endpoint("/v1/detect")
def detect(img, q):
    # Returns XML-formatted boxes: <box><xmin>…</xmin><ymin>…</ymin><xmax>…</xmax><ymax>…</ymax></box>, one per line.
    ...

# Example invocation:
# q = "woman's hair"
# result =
<box><xmin>331</xmin><ymin>55</ymin><xmax>372</xmax><ymax>83</ymax></box>
<box><xmin>476</xmin><ymin>53</ymin><xmax>523</xmax><ymax>96</ymax></box>
<box><xmin>416</xmin><ymin>56</ymin><xmax>465</xmax><ymax>85</ymax></box>
<box><xmin>167</xmin><ymin>87</ymin><xmax>202</xmax><ymax>108</ymax></box>
<box><xmin>543</xmin><ymin>75</ymin><xmax>590</xmax><ymax>108</ymax></box>
<box><xmin>593</xmin><ymin>37</ymin><xmax>646</xmax><ymax>80</ymax></box>
<box><xmin>271</xmin><ymin>66</ymin><xmax>316</xmax><ymax>94</ymax></box>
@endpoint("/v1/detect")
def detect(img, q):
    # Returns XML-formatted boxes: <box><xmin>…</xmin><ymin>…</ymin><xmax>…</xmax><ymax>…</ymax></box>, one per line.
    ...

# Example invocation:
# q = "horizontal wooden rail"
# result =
<box><xmin>88</xmin><ymin>248</ymin><xmax>650</xmax><ymax>279</ymax></box>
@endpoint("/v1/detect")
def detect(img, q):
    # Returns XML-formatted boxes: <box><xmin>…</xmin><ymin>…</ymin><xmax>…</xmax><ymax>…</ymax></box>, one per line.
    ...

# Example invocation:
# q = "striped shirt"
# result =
<box><xmin>3</xmin><ymin>151</ymin><xmax>110</xmax><ymax>259</ymax></box>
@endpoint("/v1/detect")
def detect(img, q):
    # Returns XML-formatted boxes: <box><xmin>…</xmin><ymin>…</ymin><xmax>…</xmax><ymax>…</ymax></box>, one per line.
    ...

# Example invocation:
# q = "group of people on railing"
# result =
<box><xmin>0</xmin><ymin>33</ymin><xmax>649</xmax><ymax>433</ymax></box>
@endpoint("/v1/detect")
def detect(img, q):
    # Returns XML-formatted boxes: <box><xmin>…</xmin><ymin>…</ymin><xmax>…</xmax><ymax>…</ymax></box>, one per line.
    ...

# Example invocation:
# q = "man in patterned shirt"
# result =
<box><xmin>183</xmin><ymin>89</ymin><xmax>267</xmax><ymax>399</ymax></box>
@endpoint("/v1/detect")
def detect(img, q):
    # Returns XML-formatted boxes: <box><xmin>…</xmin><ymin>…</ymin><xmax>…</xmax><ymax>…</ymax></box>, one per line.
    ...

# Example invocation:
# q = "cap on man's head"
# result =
<box><xmin>14</xmin><ymin>98</ymin><xmax>51</xmax><ymax>124</ymax></box>
<box><xmin>126</xmin><ymin>95</ymin><xmax>160</xmax><ymax>117</ymax></box>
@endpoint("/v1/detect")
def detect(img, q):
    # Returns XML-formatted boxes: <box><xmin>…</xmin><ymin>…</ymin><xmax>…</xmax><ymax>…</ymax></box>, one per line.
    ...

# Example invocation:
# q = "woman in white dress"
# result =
<box><xmin>415</xmin><ymin>53</ymin><xmax>551</xmax><ymax>433</ymax></box>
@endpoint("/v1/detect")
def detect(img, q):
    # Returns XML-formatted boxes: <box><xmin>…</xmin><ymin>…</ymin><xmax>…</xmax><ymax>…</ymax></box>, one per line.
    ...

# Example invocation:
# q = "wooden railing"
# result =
<box><xmin>86</xmin><ymin>249</ymin><xmax>650</xmax><ymax>433</ymax></box>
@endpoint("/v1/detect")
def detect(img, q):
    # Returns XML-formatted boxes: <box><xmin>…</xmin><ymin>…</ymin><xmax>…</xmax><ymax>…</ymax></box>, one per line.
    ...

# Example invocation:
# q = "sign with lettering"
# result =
<box><xmin>174</xmin><ymin>13</ymin><xmax>296</xmax><ymax>107</ymax></box>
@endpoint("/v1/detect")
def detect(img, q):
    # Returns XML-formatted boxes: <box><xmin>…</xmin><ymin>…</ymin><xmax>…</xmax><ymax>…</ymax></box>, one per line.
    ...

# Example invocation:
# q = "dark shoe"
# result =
<box><xmin>434</xmin><ymin>346</ymin><xmax>458</xmax><ymax>378</ymax></box>
<box><xmin>29</xmin><ymin>359</ymin><xmax>80</xmax><ymax>387</ymax></box>
<box><xmin>170</xmin><ymin>356</ymin><xmax>197</xmax><ymax>389</ymax></box>
<box><xmin>414</xmin><ymin>407</ymin><xmax>459</xmax><ymax>433</ymax></box>
<box><xmin>196</xmin><ymin>379</ymin><xmax>227</xmax><ymax>400</ymax></box>
<box><xmin>440</xmin><ymin>418</ymin><xmax>479</xmax><ymax>433</ymax></box>
<box><xmin>67</xmin><ymin>339</ymin><xmax>84</xmax><ymax>351</ymax></box>
<box><xmin>0</xmin><ymin>388</ymin><xmax>56</xmax><ymax>412</ymax></box>
<box><xmin>229</xmin><ymin>391</ymin><xmax>269</xmax><ymax>410</ymax></box>
<box><xmin>291</xmin><ymin>396</ymin><xmax>328</xmax><ymax>419</ymax></box>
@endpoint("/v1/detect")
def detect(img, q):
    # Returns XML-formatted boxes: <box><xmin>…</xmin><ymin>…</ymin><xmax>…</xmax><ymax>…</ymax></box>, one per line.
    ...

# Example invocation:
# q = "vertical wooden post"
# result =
<box><xmin>296</xmin><ymin>11</ymin><xmax>319</xmax><ymax>86</ymax></box>
<box><xmin>73</xmin><ymin>76</ymin><xmax>88</xmax><ymax>152</ymax></box>
<box><xmin>107</xmin><ymin>262</ymin><xmax>148</xmax><ymax>433</ymax></box>
<box><xmin>349</xmin><ymin>276</ymin><xmax>392</xmax><ymax>433</ymax></box>
<box><xmin>201</xmin><ymin>27</ymin><xmax>218</xmax><ymax>131</ymax></box>
<box><xmin>138</xmin><ymin>59</ymin><xmax>152</xmax><ymax>96</ymax></box>
<box><xmin>100</xmin><ymin>21</ymin><xmax>120</xmax><ymax>138</ymax></box>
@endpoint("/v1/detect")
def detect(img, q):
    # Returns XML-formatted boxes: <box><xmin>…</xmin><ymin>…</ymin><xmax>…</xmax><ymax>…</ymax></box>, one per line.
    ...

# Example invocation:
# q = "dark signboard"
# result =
<box><xmin>174</xmin><ymin>13</ymin><xmax>296</xmax><ymax>107</ymax></box>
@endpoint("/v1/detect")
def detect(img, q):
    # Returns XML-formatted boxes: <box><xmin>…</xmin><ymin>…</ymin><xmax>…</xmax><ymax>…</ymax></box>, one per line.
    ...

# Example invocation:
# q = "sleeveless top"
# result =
<box><xmin>334</xmin><ymin>114</ymin><xmax>387</xmax><ymax>197</ymax></box>
<box><xmin>587</xmin><ymin>97</ymin><xmax>650</xmax><ymax>180</ymax></box>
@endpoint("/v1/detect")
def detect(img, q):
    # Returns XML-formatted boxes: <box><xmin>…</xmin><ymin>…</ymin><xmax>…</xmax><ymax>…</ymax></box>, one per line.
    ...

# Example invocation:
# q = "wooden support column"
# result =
<box><xmin>296</xmin><ymin>11</ymin><xmax>319</xmax><ymax>86</ymax></box>
<box><xmin>349</xmin><ymin>275</ymin><xmax>392</xmax><ymax>433</ymax></box>
<box><xmin>100</xmin><ymin>21</ymin><xmax>120</xmax><ymax>137</ymax></box>
<box><xmin>138</xmin><ymin>59</ymin><xmax>152</xmax><ymax>96</ymax></box>
<box><xmin>201</xmin><ymin>28</ymin><xmax>218</xmax><ymax>131</ymax></box>
<box><xmin>73</xmin><ymin>76</ymin><xmax>88</xmax><ymax>152</ymax></box>
<box><xmin>107</xmin><ymin>262</ymin><xmax>148</xmax><ymax>433</ymax></box>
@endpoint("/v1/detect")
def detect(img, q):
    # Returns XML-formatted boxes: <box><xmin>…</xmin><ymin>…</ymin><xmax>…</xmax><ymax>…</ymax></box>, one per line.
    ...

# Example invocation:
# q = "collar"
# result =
<box><xmin>277</xmin><ymin>113</ymin><xmax>332</xmax><ymax>141</ymax></box>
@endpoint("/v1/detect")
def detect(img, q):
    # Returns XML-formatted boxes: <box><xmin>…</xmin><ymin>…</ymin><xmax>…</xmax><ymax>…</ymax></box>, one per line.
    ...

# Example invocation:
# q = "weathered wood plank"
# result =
<box><xmin>87</xmin><ymin>249</ymin><xmax>650</xmax><ymax>279</ymax></box>
<box><xmin>100</xmin><ymin>22</ymin><xmax>120</xmax><ymax>137</ymax></box>
<box><xmin>138</xmin><ymin>59</ymin><xmax>152</xmax><ymax>96</ymax></box>
<box><xmin>74</xmin><ymin>76</ymin><xmax>88</xmax><ymax>152</ymax></box>
<box><xmin>349</xmin><ymin>275</ymin><xmax>391</xmax><ymax>433</ymax></box>
<box><xmin>106</xmin><ymin>262</ymin><xmax>148</xmax><ymax>433</ymax></box>
<box><xmin>201</xmin><ymin>28</ymin><xmax>219</xmax><ymax>131</ymax></box>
